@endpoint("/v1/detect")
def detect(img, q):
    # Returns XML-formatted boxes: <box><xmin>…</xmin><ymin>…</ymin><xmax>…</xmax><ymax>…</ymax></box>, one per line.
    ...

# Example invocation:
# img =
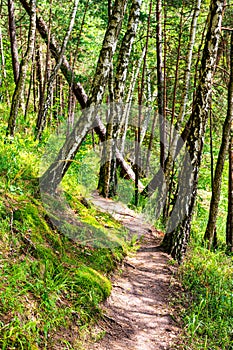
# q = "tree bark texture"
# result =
<box><xmin>177</xmin><ymin>0</ymin><xmax>201</xmax><ymax>125</ymax></box>
<box><xmin>142</xmin><ymin>0</ymin><xmax>201</xmax><ymax>199</ymax></box>
<box><xmin>156</xmin><ymin>0</ymin><xmax>166</xmax><ymax>170</ymax></box>
<box><xmin>161</xmin><ymin>0</ymin><xmax>225</xmax><ymax>263</ymax></box>
<box><xmin>8</xmin><ymin>0</ymin><xmax>20</xmax><ymax>84</ymax></box>
<box><xmin>204</xmin><ymin>31</ymin><xmax>233</xmax><ymax>248</ymax></box>
<box><xmin>98</xmin><ymin>0</ymin><xmax>142</xmax><ymax>198</ymax></box>
<box><xmin>0</xmin><ymin>27</ymin><xmax>10</xmax><ymax>104</ymax></box>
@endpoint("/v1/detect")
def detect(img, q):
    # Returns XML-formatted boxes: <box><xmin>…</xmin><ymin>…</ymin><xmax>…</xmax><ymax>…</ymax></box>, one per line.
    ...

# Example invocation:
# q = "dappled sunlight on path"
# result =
<box><xmin>88</xmin><ymin>191</ymin><xmax>182</xmax><ymax>350</ymax></box>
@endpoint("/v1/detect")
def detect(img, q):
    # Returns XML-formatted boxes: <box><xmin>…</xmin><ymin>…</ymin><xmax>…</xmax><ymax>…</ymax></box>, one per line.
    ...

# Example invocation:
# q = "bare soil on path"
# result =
<box><xmin>87</xmin><ymin>191</ymin><xmax>183</xmax><ymax>350</ymax></box>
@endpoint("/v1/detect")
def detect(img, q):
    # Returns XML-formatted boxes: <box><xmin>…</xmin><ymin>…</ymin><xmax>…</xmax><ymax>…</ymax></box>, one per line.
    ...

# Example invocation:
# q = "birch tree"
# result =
<box><xmin>161</xmin><ymin>0</ymin><xmax>225</xmax><ymax>262</ymax></box>
<box><xmin>98</xmin><ymin>0</ymin><xmax>142</xmax><ymax>198</ymax></box>
<box><xmin>177</xmin><ymin>0</ymin><xmax>202</xmax><ymax>125</ymax></box>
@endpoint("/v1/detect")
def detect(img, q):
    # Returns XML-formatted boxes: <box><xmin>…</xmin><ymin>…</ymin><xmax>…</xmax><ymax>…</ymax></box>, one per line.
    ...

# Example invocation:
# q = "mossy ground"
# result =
<box><xmin>0</xmin><ymin>133</ymin><xmax>133</xmax><ymax>349</ymax></box>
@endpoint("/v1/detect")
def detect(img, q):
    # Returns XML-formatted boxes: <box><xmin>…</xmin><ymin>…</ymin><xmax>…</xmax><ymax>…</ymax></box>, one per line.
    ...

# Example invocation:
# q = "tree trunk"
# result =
<box><xmin>145</xmin><ymin>111</ymin><xmax>158</xmax><ymax>177</ymax></box>
<box><xmin>142</xmin><ymin>0</ymin><xmax>201</xmax><ymax>199</ymax></box>
<box><xmin>135</xmin><ymin>1</ymin><xmax>151</xmax><ymax>205</ymax></box>
<box><xmin>24</xmin><ymin>52</ymin><xmax>34</xmax><ymax>120</ymax></box>
<box><xmin>226</xmin><ymin>130</ymin><xmax>233</xmax><ymax>252</ymax></box>
<box><xmin>156</xmin><ymin>0</ymin><xmax>166</xmax><ymax>170</ymax></box>
<box><xmin>177</xmin><ymin>0</ymin><xmax>201</xmax><ymax>125</ymax></box>
<box><xmin>35</xmin><ymin>43</ymin><xmax>44</xmax><ymax>112</ymax></box>
<box><xmin>161</xmin><ymin>0</ymin><xmax>225</xmax><ymax>263</ymax></box>
<box><xmin>8</xmin><ymin>0</ymin><xmax>20</xmax><ymax>84</ymax></box>
<box><xmin>204</xmin><ymin>31</ymin><xmax>233</xmax><ymax>248</ymax></box>
<box><xmin>40</xmin><ymin>0</ymin><xmax>128</xmax><ymax>193</ymax></box>
<box><xmin>36</xmin><ymin>1</ymin><xmax>52</xmax><ymax>136</ymax></box>
<box><xmin>163</xmin><ymin>2</ymin><xmax>184</xmax><ymax>219</ymax></box>
<box><xmin>67</xmin><ymin>1</ymin><xmax>89</xmax><ymax>135</ymax></box>
<box><xmin>6</xmin><ymin>0</ymin><xmax>36</xmax><ymax>138</ymax></box>
<box><xmin>120</xmin><ymin>47</ymin><xmax>146</xmax><ymax>155</ymax></box>
<box><xmin>0</xmin><ymin>27</ymin><xmax>10</xmax><ymax>104</ymax></box>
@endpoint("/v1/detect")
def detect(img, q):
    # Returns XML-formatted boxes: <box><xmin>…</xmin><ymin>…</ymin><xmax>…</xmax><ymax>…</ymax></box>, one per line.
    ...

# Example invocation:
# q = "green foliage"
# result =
<box><xmin>179</xmin><ymin>243</ymin><xmax>233</xmax><ymax>349</ymax></box>
<box><xmin>0</xmin><ymin>132</ymin><xmax>40</xmax><ymax>192</ymax></box>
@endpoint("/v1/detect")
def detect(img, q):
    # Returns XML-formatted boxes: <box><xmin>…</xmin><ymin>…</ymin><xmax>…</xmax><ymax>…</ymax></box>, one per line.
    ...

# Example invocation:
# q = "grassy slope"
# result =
<box><xmin>0</xmin><ymin>133</ymin><xmax>133</xmax><ymax>350</ymax></box>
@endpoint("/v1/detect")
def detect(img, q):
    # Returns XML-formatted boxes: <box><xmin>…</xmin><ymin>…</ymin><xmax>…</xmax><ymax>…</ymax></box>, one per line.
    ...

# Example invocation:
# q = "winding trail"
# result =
<box><xmin>88</xmin><ymin>191</ymin><xmax>183</xmax><ymax>350</ymax></box>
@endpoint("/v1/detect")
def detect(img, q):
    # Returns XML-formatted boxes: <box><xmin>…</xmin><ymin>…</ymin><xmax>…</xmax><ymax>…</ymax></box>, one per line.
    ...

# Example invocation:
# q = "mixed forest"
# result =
<box><xmin>0</xmin><ymin>0</ymin><xmax>233</xmax><ymax>348</ymax></box>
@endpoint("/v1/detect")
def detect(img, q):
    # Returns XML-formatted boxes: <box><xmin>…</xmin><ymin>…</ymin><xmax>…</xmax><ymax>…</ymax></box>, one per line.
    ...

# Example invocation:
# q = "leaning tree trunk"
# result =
<box><xmin>204</xmin><ymin>31</ymin><xmax>233</xmax><ymax>249</ymax></box>
<box><xmin>20</xmin><ymin>0</ymin><xmax>141</xmax><ymax>187</ymax></box>
<box><xmin>161</xmin><ymin>0</ymin><xmax>225</xmax><ymax>263</ymax></box>
<box><xmin>40</xmin><ymin>0</ymin><xmax>127</xmax><ymax>193</ymax></box>
<box><xmin>6</xmin><ymin>0</ymin><xmax>36</xmax><ymax>138</ymax></box>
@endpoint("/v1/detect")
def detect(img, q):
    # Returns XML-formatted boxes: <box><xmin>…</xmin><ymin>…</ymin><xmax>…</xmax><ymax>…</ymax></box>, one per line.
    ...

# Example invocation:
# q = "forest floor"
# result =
<box><xmin>86</xmin><ymin>191</ymin><xmax>184</xmax><ymax>350</ymax></box>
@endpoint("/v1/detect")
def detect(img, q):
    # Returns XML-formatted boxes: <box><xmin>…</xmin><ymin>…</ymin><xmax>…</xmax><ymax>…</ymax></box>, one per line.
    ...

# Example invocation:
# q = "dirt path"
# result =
<box><xmin>88</xmin><ymin>191</ymin><xmax>183</xmax><ymax>350</ymax></box>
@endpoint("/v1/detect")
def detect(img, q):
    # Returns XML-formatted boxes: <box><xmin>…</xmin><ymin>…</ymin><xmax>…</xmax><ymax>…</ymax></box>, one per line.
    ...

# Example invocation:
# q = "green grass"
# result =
<box><xmin>0</xmin><ymin>131</ymin><xmax>132</xmax><ymax>349</ymax></box>
<box><xmin>179</xmin><ymin>242</ymin><xmax>233</xmax><ymax>349</ymax></box>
